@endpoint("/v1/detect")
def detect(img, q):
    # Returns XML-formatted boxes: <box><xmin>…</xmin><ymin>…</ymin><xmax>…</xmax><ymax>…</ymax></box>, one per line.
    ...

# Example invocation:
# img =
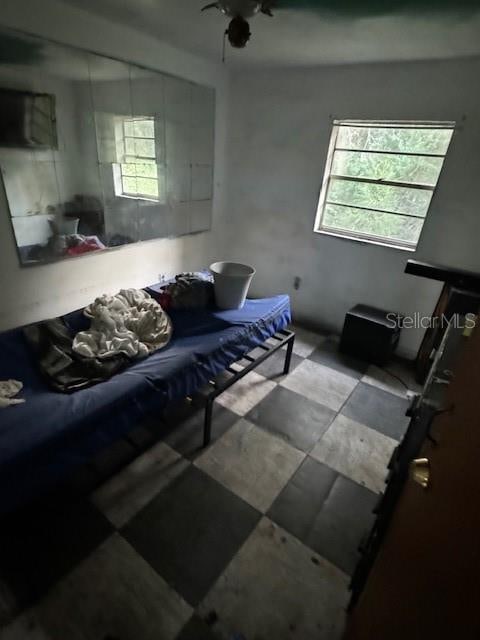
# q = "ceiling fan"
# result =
<box><xmin>201</xmin><ymin>1</ymin><xmax>275</xmax><ymax>49</ymax></box>
<box><xmin>201</xmin><ymin>0</ymin><xmax>477</xmax><ymax>52</ymax></box>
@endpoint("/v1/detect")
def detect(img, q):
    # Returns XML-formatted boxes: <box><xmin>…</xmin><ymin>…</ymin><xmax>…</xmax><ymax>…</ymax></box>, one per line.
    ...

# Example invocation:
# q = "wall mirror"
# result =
<box><xmin>0</xmin><ymin>27</ymin><xmax>215</xmax><ymax>266</ymax></box>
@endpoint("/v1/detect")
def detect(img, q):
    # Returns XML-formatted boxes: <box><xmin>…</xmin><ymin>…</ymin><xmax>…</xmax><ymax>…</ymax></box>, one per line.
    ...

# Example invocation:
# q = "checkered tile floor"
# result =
<box><xmin>0</xmin><ymin>326</ymin><xmax>418</xmax><ymax>640</ymax></box>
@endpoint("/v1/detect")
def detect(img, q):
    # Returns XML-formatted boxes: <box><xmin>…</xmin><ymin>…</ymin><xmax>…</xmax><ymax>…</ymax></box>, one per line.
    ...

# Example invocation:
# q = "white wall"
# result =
<box><xmin>0</xmin><ymin>0</ymin><xmax>227</xmax><ymax>330</ymax></box>
<box><xmin>2</xmin><ymin>2</ymin><xmax>478</xmax><ymax>360</ymax></box>
<box><xmin>224</xmin><ymin>59</ymin><xmax>480</xmax><ymax>357</ymax></box>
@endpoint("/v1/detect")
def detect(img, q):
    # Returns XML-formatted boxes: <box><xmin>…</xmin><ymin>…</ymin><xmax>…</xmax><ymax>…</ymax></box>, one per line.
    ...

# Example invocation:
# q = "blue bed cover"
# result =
<box><xmin>0</xmin><ymin>293</ymin><xmax>290</xmax><ymax>512</ymax></box>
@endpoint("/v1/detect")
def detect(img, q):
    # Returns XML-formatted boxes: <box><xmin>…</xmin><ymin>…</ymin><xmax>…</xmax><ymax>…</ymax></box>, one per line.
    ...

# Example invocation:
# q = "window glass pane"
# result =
<box><xmin>336</xmin><ymin>126</ymin><xmax>453</xmax><ymax>155</ymax></box>
<box><xmin>121</xmin><ymin>163</ymin><xmax>136</xmax><ymax>177</ymax></box>
<box><xmin>124</xmin><ymin>121</ymin><xmax>134</xmax><ymax>137</ymax></box>
<box><xmin>122</xmin><ymin>176</ymin><xmax>137</xmax><ymax>194</ymax></box>
<box><xmin>133</xmin><ymin>119</ymin><xmax>154</xmax><ymax>138</ymax></box>
<box><xmin>136</xmin><ymin>177</ymin><xmax>159</xmax><ymax>198</ymax></box>
<box><xmin>136</xmin><ymin>163</ymin><xmax>157</xmax><ymax>178</ymax></box>
<box><xmin>121</xmin><ymin>163</ymin><xmax>157</xmax><ymax>178</ymax></box>
<box><xmin>125</xmin><ymin>137</ymin><xmax>136</xmax><ymax>155</ymax></box>
<box><xmin>327</xmin><ymin>178</ymin><xmax>432</xmax><ymax>217</ymax></box>
<box><xmin>331</xmin><ymin>150</ymin><xmax>444</xmax><ymax>187</ymax></box>
<box><xmin>134</xmin><ymin>138</ymin><xmax>156</xmax><ymax>158</ymax></box>
<box><xmin>323</xmin><ymin>204</ymin><xmax>423</xmax><ymax>245</ymax></box>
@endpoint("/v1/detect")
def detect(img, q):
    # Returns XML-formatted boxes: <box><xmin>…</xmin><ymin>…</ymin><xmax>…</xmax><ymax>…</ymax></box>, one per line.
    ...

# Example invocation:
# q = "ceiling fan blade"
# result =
<box><xmin>201</xmin><ymin>2</ymin><xmax>220</xmax><ymax>11</ymax></box>
<box><xmin>273</xmin><ymin>0</ymin><xmax>476</xmax><ymax>15</ymax></box>
<box><xmin>261</xmin><ymin>5</ymin><xmax>275</xmax><ymax>16</ymax></box>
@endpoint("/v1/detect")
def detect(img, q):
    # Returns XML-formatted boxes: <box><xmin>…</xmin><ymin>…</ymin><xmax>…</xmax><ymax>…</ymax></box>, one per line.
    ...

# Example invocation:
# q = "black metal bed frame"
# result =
<box><xmin>41</xmin><ymin>328</ymin><xmax>296</xmax><ymax>510</ymax></box>
<box><xmin>199</xmin><ymin>328</ymin><xmax>295</xmax><ymax>447</ymax></box>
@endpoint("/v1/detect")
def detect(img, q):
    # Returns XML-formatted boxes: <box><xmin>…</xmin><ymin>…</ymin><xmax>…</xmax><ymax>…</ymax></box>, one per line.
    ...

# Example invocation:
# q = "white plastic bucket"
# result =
<box><xmin>210</xmin><ymin>261</ymin><xmax>256</xmax><ymax>310</ymax></box>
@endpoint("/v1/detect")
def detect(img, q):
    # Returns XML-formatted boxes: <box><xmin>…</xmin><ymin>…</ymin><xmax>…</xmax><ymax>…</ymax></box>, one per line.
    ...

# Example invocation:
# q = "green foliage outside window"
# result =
<box><xmin>317</xmin><ymin>123</ymin><xmax>454</xmax><ymax>247</ymax></box>
<box><xmin>120</xmin><ymin>118</ymin><xmax>159</xmax><ymax>199</ymax></box>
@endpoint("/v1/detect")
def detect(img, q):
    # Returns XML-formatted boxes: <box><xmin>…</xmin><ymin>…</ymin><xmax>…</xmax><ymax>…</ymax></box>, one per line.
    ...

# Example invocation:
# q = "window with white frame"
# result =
<box><xmin>314</xmin><ymin>120</ymin><xmax>455</xmax><ymax>250</ymax></box>
<box><xmin>114</xmin><ymin>117</ymin><xmax>159</xmax><ymax>200</ymax></box>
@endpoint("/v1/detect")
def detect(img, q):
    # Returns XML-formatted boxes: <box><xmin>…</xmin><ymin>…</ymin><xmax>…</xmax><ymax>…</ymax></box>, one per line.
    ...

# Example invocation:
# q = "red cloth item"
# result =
<box><xmin>65</xmin><ymin>236</ymin><xmax>105</xmax><ymax>256</ymax></box>
<box><xmin>150</xmin><ymin>289</ymin><xmax>172</xmax><ymax>310</ymax></box>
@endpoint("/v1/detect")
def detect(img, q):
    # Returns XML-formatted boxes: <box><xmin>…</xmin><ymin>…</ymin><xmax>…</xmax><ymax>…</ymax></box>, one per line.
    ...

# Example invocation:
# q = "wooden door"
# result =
<box><xmin>344</xmin><ymin>325</ymin><xmax>480</xmax><ymax>639</ymax></box>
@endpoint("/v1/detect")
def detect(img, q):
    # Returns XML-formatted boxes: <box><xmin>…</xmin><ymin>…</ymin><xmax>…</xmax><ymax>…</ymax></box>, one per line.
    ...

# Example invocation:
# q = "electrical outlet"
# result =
<box><xmin>293</xmin><ymin>276</ymin><xmax>301</xmax><ymax>291</ymax></box>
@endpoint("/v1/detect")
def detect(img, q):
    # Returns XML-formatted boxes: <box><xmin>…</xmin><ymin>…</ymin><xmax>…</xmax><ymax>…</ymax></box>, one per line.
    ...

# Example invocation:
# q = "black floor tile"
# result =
<box><xmin>163</xmin><ymin>401</ymin><xmax>238</xmax><ymax>460</ymax></box>
<box><xmin>308</xmin><ymin>338</ymin><xmax>368</xmax><ymax>379</ymax></box>
<box><xmin>125</xmin><ymin>425</ymin><xmax>158</xmax><ymax>449</ymax></box>
<box><xmin>122</xmin><ymin>465</ymin><xmax>260</xmax><ymax>606</ymax></box>
<box><xmin>253</xmin><ymin>348</ymin><xmax>303</xmax><ymax>380</ymax></box>
<box><xmin>269</xmin><ymin>457</ymin><xmax>377</xmax><ymax>575</ymax></box>
<box><xmin>92</xmin><ymin>439</ymin><xmax>137</xmax><ymax>477</ymax></box>
<box><xmin>308</xmin><ymin>473</ymin><xmax>377</xmax><ymax>575</ymax></box>
<box><xmin>176</xmin><ymin>614</ymin><xmax>220</xmax><ymax>640</ymax></box>
<box><xmin>268</xmin><ymin>456</ymin><xmax>337</xmax><ymax>532</ymax></box>
<box><xmin>64</xmin><ymin>464</ymin><xmax>101</xmax><ymax>496</ymax></box>
<box><xmin>0</xmin><ymin>497</ymin><xmax>112</xmax><ymax>622</ymax></box>
<box><xmin>341</xmin><ymin>382</ymin><xmax>410</xmax><ymax>439</ymax></box>
<box><xmin>247</xmin><ymin>386</ymin><xmax>336</xmax><ymax>452</ymax></box>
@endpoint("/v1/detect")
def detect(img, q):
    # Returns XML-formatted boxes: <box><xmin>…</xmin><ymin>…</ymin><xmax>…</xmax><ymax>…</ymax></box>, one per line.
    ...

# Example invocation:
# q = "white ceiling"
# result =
<box><xmin>59</xmin><ymin>0</ymin><xmax>480</xmax><ymax>67</ymax></box>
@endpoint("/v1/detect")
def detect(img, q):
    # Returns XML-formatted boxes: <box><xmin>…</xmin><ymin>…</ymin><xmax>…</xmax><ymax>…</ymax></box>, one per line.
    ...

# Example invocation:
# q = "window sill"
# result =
<box><xmin>314</xmin><ymin>228</ymin><xmax>417</xmax><ymax>252</ymax></box>
<box><xmin>116</xmin><ymin>193</ymin><xmax>160</xmax><ymax>203</ymax></box>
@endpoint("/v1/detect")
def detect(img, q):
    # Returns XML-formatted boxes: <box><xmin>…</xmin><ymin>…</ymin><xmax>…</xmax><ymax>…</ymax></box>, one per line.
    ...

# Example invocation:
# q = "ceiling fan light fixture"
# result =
<box><xmin>201</xmin><ymin>0</ymin><xmax>275</xmax><ymax>52</ymax></box>
<box><xmin>226</xmin><ymin>16</ymin><xmax>252</xmax><ymax>48</ymax></box>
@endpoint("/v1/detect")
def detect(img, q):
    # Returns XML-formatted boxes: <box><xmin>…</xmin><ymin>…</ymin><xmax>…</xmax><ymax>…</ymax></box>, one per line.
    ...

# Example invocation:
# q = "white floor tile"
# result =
<box><xmin>310</xmin><ymin>414</ymin><xmax>397</xmax><ymax>493</ymax></box>
<box><xmin>285</xmin><ymin>326</ymin><xmax>326</xmax><ymax>358</ymax></box>
<box><xmin>26</xmin><ymin>534</ymin><xmax>191</xmax><ymax>640</ymax></box>
<box><xmin>195</xmin><ymin>419</ymin><xmax>305</xmax><ymax>512</ymax></box>
<box><xmin>91</xmin><ymin>442</ymin><xmax>189</xmax><ymax>528</ymax></box>
<box><xmin>199</xmin><ymin>517</ymin><xmax>348</xmax><ymax>640</ymax></box>
<box><xmin>280</xmin><ymin>359</ymin><xmax>357</xmax><ymax>411</ymax></box>
<box><xmin>215</xmin><ymin>371</ymin><xmax>276</xmax><ymax>416</ymax></box>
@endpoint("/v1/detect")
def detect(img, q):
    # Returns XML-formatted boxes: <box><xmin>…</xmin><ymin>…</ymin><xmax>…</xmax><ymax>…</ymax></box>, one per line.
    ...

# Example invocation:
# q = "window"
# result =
<box><xmin>114</xmin><ymin>117</ymin><xmax>159</xmax><ymax>200</ymax></box>
<box><xmin>314</xmin><ymin>120</ymin><xmax>454</xmax><ymax>250</ymax></box>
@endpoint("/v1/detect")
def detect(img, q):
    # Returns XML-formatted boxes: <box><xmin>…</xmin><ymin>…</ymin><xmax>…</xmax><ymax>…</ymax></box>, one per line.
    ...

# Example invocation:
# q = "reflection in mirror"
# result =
<box><xmin>165</xmin><ymin>75</ymin><xmax>192</xmax><ymax>238</ymax></box>
<box><xmin>0</xmin><ymin>26</ymin><xmax>215</xmax><ymax>268</ymax></box>
<box><xmin>129</xmin><ymin>64</ymin><xmax>168</xmax><ymax>242</ymax></box>
<box><xmin>89</xmin><ymin>53</ymin><xmax>139</xmax><ymax>248</ymax></box>
<box><xmin>0</xmin><ymin>31</ymin><xmax>107</xmax><ymax>264</ymax></box>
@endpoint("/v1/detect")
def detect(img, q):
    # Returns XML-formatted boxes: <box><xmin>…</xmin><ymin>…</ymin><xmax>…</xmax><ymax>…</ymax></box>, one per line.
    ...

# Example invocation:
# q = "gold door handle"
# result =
<box><xmin>409</xmin><ymin>458</ymin><xmax>430</xmax><ymax>489</ymax></box>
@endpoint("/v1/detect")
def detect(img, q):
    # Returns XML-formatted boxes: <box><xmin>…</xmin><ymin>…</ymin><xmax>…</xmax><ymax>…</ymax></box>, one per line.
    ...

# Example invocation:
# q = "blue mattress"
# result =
<box><xmin>0</xmin><ymin>293</ymin><xmax>290</xmax><ymax>512</ymax></box>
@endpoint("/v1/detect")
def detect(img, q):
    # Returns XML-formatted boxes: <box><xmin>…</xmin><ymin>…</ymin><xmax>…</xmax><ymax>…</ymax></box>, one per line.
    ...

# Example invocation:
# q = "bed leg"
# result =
<box><xmin>203</xmin><ymin>397</ymin><xmax>214</xmax><ymax>447</ymax></box>
<box><xmin>283</xmin><ymin>335</ymin><xmax>295</xmax><ymax>375</ymax></box>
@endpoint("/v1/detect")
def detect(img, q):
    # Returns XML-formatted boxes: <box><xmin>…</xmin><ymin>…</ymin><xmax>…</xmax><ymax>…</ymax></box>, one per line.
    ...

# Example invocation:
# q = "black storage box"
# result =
<box><xmin>340</xmin><ymin>304</ymin><xmax>401</xmax><ymax>365</ymax></box>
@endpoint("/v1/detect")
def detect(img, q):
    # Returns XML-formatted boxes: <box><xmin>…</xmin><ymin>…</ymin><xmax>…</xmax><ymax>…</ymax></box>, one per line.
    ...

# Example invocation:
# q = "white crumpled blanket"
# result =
<box><xmin>73</xmin><ymin>289</ymin><xmax>172</xmax><ymax>360</ymax></box>
<box><xmin>0</xmin><ymin>380</ymin><xmax>25</xmax><ymax>408</ymax></box>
